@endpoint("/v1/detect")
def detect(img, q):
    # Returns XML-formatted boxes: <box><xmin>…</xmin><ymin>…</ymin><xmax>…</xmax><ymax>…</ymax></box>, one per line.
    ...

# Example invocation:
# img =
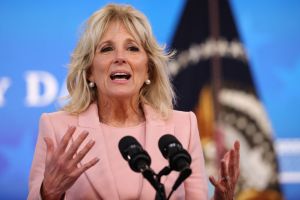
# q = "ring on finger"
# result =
<box><xmin>221</xmin><ymin>176</ymin><xmax>230</xmax><ymax>182</ymax></box>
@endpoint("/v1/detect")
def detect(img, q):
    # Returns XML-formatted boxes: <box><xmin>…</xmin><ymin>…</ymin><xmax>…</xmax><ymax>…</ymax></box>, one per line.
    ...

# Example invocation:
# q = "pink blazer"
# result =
<box><xmin>28</xmin><ymin>103</ymin><xmax>208</xmax><ymax>200</ymax></box>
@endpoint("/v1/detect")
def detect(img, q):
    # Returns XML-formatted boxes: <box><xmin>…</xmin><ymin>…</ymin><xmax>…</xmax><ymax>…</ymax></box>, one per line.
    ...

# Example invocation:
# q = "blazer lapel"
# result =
<box><xmin>75</xmin><ymin>103</ymin><xmax>119</xmax><ymax>200</ymax></box>
<box><xmin>74</xmin><ymin>103</ymin><xmax>177</xmax><ymax>199</ymax></box>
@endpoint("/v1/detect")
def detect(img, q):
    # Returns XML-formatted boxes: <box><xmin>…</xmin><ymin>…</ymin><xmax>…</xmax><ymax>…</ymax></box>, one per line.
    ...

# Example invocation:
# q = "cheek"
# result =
<box><xmin>135</xmin><ymin>57</ymin><xmax>149</xmax><ymax>77</ymax></box>
<box><xmin>135</xmin><ymin>67</ymin><xmax>148</xmax><ymax>84</ymax></box>
<box><xmin>91</xmin><ymin>60</ymin><xmax>109</xmax><ymax>81</ymax></box>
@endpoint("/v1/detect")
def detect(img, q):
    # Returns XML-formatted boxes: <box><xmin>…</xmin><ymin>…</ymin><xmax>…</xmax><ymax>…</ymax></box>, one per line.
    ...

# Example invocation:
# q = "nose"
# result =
<box><xmin>113</xmin><ymin>49</ymin><xmax>127</xmax><ymax>65</ymax></box>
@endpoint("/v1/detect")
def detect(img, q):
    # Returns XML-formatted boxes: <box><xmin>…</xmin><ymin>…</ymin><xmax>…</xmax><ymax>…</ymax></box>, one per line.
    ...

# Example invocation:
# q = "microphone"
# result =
<box><xmin>118</xmin><ymin>136</ymin><xmax>151</xmax><ymax>172</ymax></box>
<box><xmin>158</xmin><ymin>134</ymin><xmax>192</xmax><ymax>197</ymax></box>
<box><xmin>119</xmin><ymin>136</ymin><xmax>167</xmax><ymax>199</ymax></box>
<box><xmin>158</xmin><ymin>134</ymin><xmax>192</xmax><ymax>171</ymax></box>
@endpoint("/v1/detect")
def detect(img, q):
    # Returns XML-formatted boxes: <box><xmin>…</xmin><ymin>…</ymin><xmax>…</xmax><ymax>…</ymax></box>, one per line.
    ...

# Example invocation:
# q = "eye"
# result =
<box><xmin>100</xmin><ymin>46</ymin><xmax>113</xmax><ymax>53</ymax></box>
<box><xmin>128</xmin><ymin>46</ymin><xmax>139</xmax><ymax>52</ymax></box>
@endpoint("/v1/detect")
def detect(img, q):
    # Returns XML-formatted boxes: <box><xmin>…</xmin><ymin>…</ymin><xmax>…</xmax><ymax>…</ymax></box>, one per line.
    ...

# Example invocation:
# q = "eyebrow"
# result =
<box><xmin>97</xmin><ymin>37</ymin><xmax>140</xmax><ymax>48</ymax></box>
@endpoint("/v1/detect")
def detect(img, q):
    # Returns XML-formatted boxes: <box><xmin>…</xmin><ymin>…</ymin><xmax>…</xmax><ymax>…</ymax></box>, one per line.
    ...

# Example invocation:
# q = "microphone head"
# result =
<box><xmin>158</xmin><ymin>134</ymin><xmax>191</xmax><ymax>171</ymax></box>
<box><xmin>158</xmin><ymin>134</ymin><xmax>182</xmax><ymax>158</ymax></box>
<box><xmin>118</xmin><ymin>136</ymin><xmax>151</xmax><ymax>172</ymax></box>
<box><xmin>118</xmin><ymin>136</ymin><xmax>139</xmax><ymax>160</ymax></box>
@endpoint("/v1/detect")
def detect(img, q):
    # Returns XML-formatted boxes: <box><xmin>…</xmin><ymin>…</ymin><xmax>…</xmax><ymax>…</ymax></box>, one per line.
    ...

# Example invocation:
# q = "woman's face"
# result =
<box><xmin>89</xmin><ymin>21</ymin><xmax>149</xmax><ymax>102</ymax></box>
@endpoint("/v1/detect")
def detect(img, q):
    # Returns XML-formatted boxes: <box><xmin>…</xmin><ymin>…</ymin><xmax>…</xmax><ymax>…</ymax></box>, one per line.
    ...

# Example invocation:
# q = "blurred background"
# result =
<box><xmin>0</xmin><ymin>0</ymin><xmax>299</xmax><ymax>199</ymax></box>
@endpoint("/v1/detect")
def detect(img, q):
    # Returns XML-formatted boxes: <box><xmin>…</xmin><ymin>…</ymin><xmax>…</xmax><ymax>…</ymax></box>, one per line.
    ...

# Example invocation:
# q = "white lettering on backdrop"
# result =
<box><xmin>25</xmin><ymin>71</ymin><xmax>58</xmax><ymax>107</ymax></box>
<box><xmin>0</xmin><ymin>77</ymin><xmax>11</xmax><ymax>107</ymax></box>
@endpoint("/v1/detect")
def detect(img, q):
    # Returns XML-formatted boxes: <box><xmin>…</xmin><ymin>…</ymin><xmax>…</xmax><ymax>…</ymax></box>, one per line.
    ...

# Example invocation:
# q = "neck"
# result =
<box><xmin>97</xmin><ymin>97</ymin><xmax>145</xmax><ymax>127</ymax></box>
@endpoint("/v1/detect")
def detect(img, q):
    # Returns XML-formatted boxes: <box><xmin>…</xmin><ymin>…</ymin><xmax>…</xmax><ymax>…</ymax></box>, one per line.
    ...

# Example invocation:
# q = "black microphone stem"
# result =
<box><xmin>155</xmin><ymin>182</ymin><xmax>166</xmax><ymax>200</ymax></box>
<box><xmin>141</xmin><ymin>167</ymin><xmax>166</xmax><ymax>200</ymax></box>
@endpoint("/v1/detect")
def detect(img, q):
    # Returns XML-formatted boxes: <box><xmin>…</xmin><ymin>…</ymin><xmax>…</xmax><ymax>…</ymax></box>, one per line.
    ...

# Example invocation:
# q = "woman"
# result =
<box><xmin>28</xmin><ymin>4</ymin><xmax>239</xmax><ymax>200</ymax></box>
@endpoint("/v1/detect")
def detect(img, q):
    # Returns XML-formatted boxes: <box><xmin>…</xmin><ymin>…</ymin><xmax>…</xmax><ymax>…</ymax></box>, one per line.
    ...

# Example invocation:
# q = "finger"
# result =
<box><xmin>208</xmin><ymin>176</ymin><xmax>218</xmax><ymax>187</ymax></box>
<box><xmin>58</xmin><ymin>126</ymin><xmax>76</xmax><ymax>153</ymax></box>
<box><xmin>74</xmin><ymin>157</ymin><xmax>99</xmax><ymax>177</ymax></box>
<box><xmin>228</xmin><ymin>149</ymin><xmax>235</xmax><ymax>179</ymax></box>
<box><xmin>223</xmin><ymin>151</ymin><xmax>230</xmax><ymax>165</ymax></box>
<box><xmin>72</xmin><ymin>140</ymin><xmax>95</xmax><ymax>165</ymax></box>
<box><xmin>234</xmin><ymin>140</ymin><xmax>240</xmax><ymax>178</ymax></box>
<box><xmin>220</xmin><ymin>160</ymin><xmax>231</xmax><ymax>189</ymax></box>
<box><xmin>65</xmin><ymin>131</ymin><xmax>89</xmax><ymax>160</ymax></box>
<box><xmin>209</xmin><ymin>176</ymin><xmax>226</xmax><ymax>193</ymax></box>
<box><xmin>220</xmin><ymin>160</ymin><xmax>228</xmax><ymax>178</ymax></box>
<box><xmin>224</xmin><ymin>151</ymin><xmax>230</xmax><ymax>160</ymax></box>
<box><xmin>44</xmin><ymin>137</ymin><xmax>54</xmax><ymax>164</ymax></box>
<box><xmin>234</xmin><ymin>140</ymin><xmax>240</xmax><ymax>151</ymax></box>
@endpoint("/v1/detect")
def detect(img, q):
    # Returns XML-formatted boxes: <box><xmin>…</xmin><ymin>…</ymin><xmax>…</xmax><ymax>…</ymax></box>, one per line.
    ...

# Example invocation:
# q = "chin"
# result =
<box><xmin>108</xmin><ymin>91</ymin><xmax>137</xmax><ymax>99</ymax></box>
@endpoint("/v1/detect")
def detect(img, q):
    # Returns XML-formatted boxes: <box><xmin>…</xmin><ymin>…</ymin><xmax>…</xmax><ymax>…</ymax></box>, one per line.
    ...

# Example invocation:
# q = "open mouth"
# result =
<box><xmin>110</xmin><ymin>72</ymin><xmax>131</xmax><ymax>80</ymax></box>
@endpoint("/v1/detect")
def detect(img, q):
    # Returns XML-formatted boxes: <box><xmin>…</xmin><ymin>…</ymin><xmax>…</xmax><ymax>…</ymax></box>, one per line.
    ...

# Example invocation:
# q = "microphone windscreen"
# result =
<box><xmin>158</xmin><ymin>134</ymin><xmax>181</xmax><ymax>158</ymax></box>
<box><xmin>118</xmin><ymin>135</ymin><xmax>140</xmax><ymax>160</ymax></box>
<box><xmin>118</xmin><ymin>135</ymin><xmax>152</xmax><ymax>172</ymax></box>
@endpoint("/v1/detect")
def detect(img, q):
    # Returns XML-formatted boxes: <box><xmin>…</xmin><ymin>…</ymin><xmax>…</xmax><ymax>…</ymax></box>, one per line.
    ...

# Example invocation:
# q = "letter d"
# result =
<box><xmin>25</xmin><ymin>71</ymin><xmax>58</xmax><ymax>107</ymax></box>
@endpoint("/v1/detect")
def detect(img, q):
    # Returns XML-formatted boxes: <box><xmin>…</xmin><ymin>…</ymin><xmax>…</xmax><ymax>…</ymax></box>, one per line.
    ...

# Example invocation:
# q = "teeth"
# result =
<box><xmin>113</xmin><ymin>72</ymin><xmax>128</xmax><ymax>76</ymax></box>
<box><xmin>110</xmin><ymin>72</ymin><xmax>131</xmax><ymax>80</ymax></box>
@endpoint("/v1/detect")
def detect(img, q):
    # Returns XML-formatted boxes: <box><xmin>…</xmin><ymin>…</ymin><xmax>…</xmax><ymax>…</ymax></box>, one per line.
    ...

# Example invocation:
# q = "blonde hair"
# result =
<box><xmin>63</xmin><ymin>3</ymin><xmax>175</xmax><ymax>118</ymax></box>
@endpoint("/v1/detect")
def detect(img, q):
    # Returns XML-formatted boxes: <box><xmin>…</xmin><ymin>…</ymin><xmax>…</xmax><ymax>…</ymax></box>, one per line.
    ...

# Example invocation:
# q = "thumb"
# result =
<box><xmin>44</xmin><ymin>137</ymin><xmax>54</xmax><ymax>163</ymax></box>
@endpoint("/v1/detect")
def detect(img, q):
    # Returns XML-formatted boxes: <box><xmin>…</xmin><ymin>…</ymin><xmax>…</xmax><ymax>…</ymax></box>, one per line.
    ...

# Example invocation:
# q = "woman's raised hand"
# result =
<box><xmin>41</xmin><ymin>126</ymin><xmax>99</xmax><ymax>200</ymax></box>
<box><xmin>209</xmin><ymin>140</ymin><xmax>240</xmax><ymax>200</ymax></box>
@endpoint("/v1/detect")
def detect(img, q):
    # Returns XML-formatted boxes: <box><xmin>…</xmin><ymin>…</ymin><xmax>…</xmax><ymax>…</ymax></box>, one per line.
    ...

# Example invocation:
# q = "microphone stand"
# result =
<box><xmin>154</xmin><ymin>167</ymin><xmax>172</xmax><ymax>200</ymax></box>
<box><xmin>140</xmin><ymin>165</ymin><xmax>191</xmax><ymax>200</ymax></box>
<box><xmin>140</xmin><ymin>166</ymin><xmax>172</xmax><ymax>200</ymax></box>
<box><xmin>139</xmin><ymin>167</ymin><xmax>166</xmax><ymax>200</ymax></box>
<box><xmin>154</xmin><ymin>183</ymin><xmax>166</xmax><ymax>200</ymax></box>
<box><xmin>156</xmin><ymin>166</ymin><xmax>192</xmax><ymax>200</ymax></box>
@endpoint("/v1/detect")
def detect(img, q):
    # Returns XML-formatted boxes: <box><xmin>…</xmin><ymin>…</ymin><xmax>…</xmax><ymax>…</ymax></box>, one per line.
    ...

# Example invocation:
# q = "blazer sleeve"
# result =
<box><xmin>184</xmin><ymin>111</ymin><xmax>209</xmax><ymax>199</ymax></box>
<box><xmin>27</xmin><ymin>113</ymin><xmax>59</xmax><ymax>200</ymax></box>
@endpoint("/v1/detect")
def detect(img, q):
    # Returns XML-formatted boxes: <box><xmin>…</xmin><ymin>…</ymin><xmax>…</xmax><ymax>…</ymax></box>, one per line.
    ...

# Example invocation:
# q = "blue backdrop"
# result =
<box><xmin>0</xmin><ymin>1</ymin><xmax>299</xmax><ymax>199</ymax></box>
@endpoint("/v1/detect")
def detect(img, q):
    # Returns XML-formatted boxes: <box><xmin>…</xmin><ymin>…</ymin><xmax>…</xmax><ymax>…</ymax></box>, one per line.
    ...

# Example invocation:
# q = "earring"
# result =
<box><xmin>145</xmin><ymin>79</ymin><xmax>151</xmax><ymax>85</ymax></box>
<box><xmin>89</xmin><ymin>82</ymin><xmax>95</xmax><ymax>88</ymax></box>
